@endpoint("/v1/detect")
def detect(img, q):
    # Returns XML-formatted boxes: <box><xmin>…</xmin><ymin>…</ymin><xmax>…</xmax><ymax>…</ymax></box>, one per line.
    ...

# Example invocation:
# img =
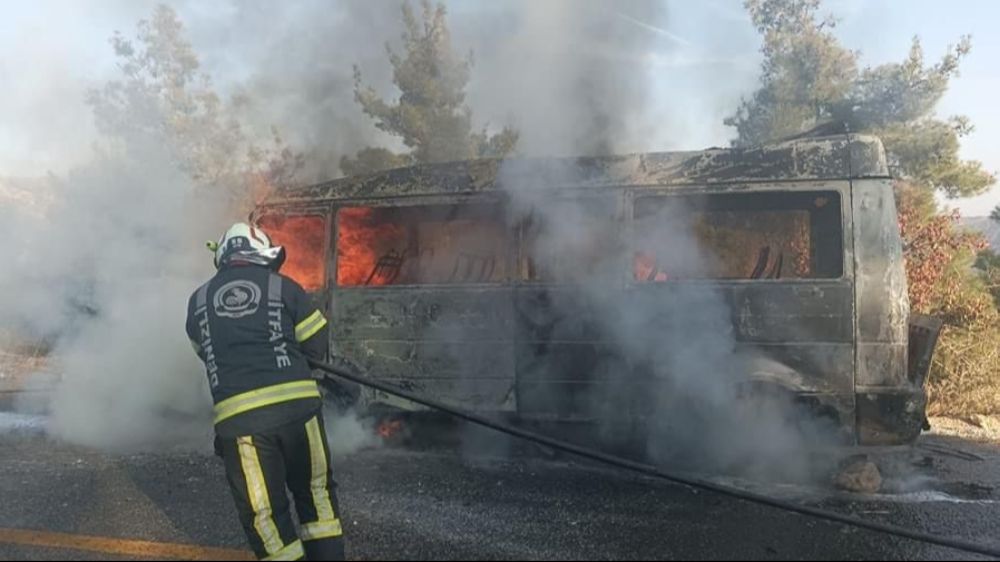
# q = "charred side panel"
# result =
<box><xmin>514</xmin><ymin>286</ymin><xmax>632</xmax><ymax>421</ymax></box>
<box><xmin>852</xmin><ymin>179</ymin><xmax>920</xmax><ymax>445</ymax></box>
<box><xmin>513</xmin><ymin>282</ymin><xmax>856</xmax><ymax>428</ymax></box>
<box><xmin>330</xmin><ymin>287</ymin><xmax>516</xmax><ymax>411</ymax></box>
<box><xmin>635</xmin><ymin>283</ymin><xmax>856</xmax><ymax>405</ymax></box>
<box><xmin>721</xmin><ymin>283</ymin><xmax>854</xmax><ymax>345</ymax></box>
<box><xmin>852</xmin><ymin>179</ymin><xmax>909</xmax><ymax>388</ymax></box>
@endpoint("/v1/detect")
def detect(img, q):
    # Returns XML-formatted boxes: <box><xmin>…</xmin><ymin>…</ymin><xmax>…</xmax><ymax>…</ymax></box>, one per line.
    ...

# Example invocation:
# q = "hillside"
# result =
<box><xmin>963</xmin><ymin>216</ymin><xmax>1000</xmax><ymax>250</ymax></box>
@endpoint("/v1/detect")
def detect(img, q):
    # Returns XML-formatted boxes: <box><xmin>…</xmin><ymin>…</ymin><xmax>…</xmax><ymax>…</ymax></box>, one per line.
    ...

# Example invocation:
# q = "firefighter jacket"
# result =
<box><xmin>186</xmin><ymin>263</ymin><xmax>330</xmax><ymax>438</ymax></box>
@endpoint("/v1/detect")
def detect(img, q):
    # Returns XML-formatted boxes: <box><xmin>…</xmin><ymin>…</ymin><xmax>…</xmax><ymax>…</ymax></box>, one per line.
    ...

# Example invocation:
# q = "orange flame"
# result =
<box><xmin>633</xmin><ymin>251</ymin><xmax>669</xmax><ymax>282</ymax></box>
<box><xmin>336</xmin><ymin>207</ymin><xmax>406</xmax><ymax>286</ymax></box>
<box><xmin>376</xmin><ymin>419</ymin><xmax>404</xmax><ymax>439</ymax></box>
<box><xmin>258</xmin><ymin>215</ymin><xmax>327</xmax><ymax>292</ymax></box>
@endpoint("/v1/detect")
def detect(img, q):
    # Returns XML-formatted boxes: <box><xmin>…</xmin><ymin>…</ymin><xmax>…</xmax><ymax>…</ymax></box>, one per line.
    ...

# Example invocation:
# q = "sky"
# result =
<box><xmin>1</xmin><ymin>0</ymin><xmax>997</xmax><ymax>216</ymax></box>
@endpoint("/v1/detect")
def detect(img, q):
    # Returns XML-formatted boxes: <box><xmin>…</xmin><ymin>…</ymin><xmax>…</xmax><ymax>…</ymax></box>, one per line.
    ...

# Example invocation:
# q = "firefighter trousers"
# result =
<box><xmin>219</xmin><ymin>412</ymin><xmax>345</xmax><ymax>561</ymax></box>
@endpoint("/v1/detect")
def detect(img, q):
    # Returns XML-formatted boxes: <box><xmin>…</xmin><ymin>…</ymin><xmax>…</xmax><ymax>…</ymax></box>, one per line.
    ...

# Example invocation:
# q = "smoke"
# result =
<box><xmin>454</xmin><ymin>0</ymin><xmax>673</xmax><ymax>156</ymax></box>
<box><xmin>0</xmin><ymin>137</ymin><xmax>386</xmax><ymax>453</ymax></box>
<box><xmin>181</xmin><ymin>0</ymin><xmax>691</xmax><ymax>179</ymax></box>
<box><xmin>497</xmin><ymin>160</ymin><xmax>839</xmax><ymax>482</ymax></box>
<box><xmin>3</xmin><ymin>1</ymin><xmax>749</xmax><ymax>180</ymax></box>
<box><xmin>0</xmin><ymin>132</ymin><xmax>228</xmax><ymax>450</ymax></box>
<box><xmin>323</xmin><ymin>407</ymin><xmax>381</xmax><ymax>459</ymax></box>
<box><xmin>204</xmin><ymin>0</ymin><xmax>404</xmax><ymax>182</ymax></box>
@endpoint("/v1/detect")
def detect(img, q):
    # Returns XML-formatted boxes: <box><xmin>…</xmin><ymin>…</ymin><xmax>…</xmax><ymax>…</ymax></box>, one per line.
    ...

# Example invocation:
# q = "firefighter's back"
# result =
<box><xmin>187</xmin><ymin>264</ymin><xmax>322</xmax><ymax>438</ymax></box>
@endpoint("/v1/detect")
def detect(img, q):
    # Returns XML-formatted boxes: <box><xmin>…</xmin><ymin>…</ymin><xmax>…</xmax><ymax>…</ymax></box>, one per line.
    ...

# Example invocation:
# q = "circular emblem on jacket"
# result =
<box><xmin>213</xmin><ymin>280</ymin><xmax>262</xmax><ymax>319</ymax></box>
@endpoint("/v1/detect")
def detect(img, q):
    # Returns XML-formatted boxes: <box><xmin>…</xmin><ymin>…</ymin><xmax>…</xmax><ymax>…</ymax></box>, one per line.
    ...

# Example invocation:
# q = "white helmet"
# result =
<box><xmin>207</xmin><ymin>222</ymin><xmax>286</xmax><ymax>270</ymax></box>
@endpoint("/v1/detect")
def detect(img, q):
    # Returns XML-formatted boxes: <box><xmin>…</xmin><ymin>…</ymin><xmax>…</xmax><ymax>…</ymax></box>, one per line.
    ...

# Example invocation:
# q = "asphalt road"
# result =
<box><xmin>1</xmin><ymin>422</ymin><xmax>998</xmax><ymax>561</ymax></box>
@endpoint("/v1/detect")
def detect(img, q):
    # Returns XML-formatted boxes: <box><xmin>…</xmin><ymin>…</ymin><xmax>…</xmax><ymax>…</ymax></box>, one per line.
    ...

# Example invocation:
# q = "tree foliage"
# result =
<box><xmin>729</xmin><ymin>0</ymin><xmax>995</xmax><ymax>199</ymax></box>
<box><xmin>976</xmin><ymin>250</ymin><xmax>1000</xmax><ymax>308</ymax></box>
<box><xmin>900</xmin><ymin>212</ymin><xmax>992</xmax><ymax>331</ymax></box>
<box><xmin>726</xmin><ymin>0</ymin><xmax>856</xmax><ymax>147</ymax></box>
<box><xmin>87</xmin><ymin>5</ymin><xmax>301</xmax><ymax>204</ymax></box>
<box><xmin>341</xmin><ymin>0</ymin><xmax>518</xmax><ymax>176</ymax></box>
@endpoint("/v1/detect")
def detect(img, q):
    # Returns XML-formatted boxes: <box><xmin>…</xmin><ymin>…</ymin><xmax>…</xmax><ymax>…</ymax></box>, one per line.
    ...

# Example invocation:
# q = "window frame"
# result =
<box><xmin>625</xmin><ymin>183</ymin><xmax>851</xmax><ymax>287</ymax></box>
<box><xmin>256</xmin><ymin>205</ymin><xmax>333</xmax><ymax>293</ymax></box>
<box><xmin>331</xmin><ymin>194</ymin><xmax>514</xmax><ymax>290</ymax></box>
<box><xmin>513</xmin><ymin>191</ymin><xmax>626</xmax><ymax>287</ymax></box>
<box><xmin>316</xmin><ymin>182</ymin><xmax>852</xmax><ymax>290</ymax></box>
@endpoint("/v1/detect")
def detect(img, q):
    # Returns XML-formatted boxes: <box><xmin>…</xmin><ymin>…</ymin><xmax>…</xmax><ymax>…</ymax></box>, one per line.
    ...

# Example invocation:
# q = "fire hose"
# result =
<box><xmin>308</xmin><ymin>358</ymin><xmax>1000</xmax><ymax>559</ymax></box>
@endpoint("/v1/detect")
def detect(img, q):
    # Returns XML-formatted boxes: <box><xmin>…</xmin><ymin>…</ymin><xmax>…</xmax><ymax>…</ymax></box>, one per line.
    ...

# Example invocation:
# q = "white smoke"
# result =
<box><xmin>498</xmin><ymin>160</ymin><xmax>838</xmax><ymax>482</ymax></box>
<box><xmin>323</xmin><ymin>407</ymin><xmax>381</xmax><ymax>459</ymax></box>
<box><xmin>0</xmin><ymin>136</ymin><xmax>228</xmax><ymax>451</ymax></box>
<box><xmin>456</xmin><ymin>0</ymin><xmax>673</xmax><ymax>156</ymax></box>
<box><xmin>1</xmin><ymin>1</ymin><xmax>754</xmax><ymax>180</ymax></box>
<box><xmin>186</xmin><ymin>0</ymin><xmax>702</xmax><ymax>176</ymax></box>
<box><xmin>2</xmin><ymin>1</ymin><xmax>762</xmax><ymax>180</ymax></box>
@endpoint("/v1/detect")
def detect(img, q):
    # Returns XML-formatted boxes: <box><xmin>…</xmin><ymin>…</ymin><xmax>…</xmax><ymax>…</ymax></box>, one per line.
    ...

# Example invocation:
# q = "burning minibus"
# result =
<box><xmin>255</xmin><ymin>134</ymin><xmax>940</xmax><ymax>447</ymax></box>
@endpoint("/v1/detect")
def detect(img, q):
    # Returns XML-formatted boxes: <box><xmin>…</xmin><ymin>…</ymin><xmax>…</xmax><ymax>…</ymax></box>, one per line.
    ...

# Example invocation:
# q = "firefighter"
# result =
<box><xmin>186</xmin><ymin>222</ymin><xmax>345</xmax><ymax>561</ymax></box>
